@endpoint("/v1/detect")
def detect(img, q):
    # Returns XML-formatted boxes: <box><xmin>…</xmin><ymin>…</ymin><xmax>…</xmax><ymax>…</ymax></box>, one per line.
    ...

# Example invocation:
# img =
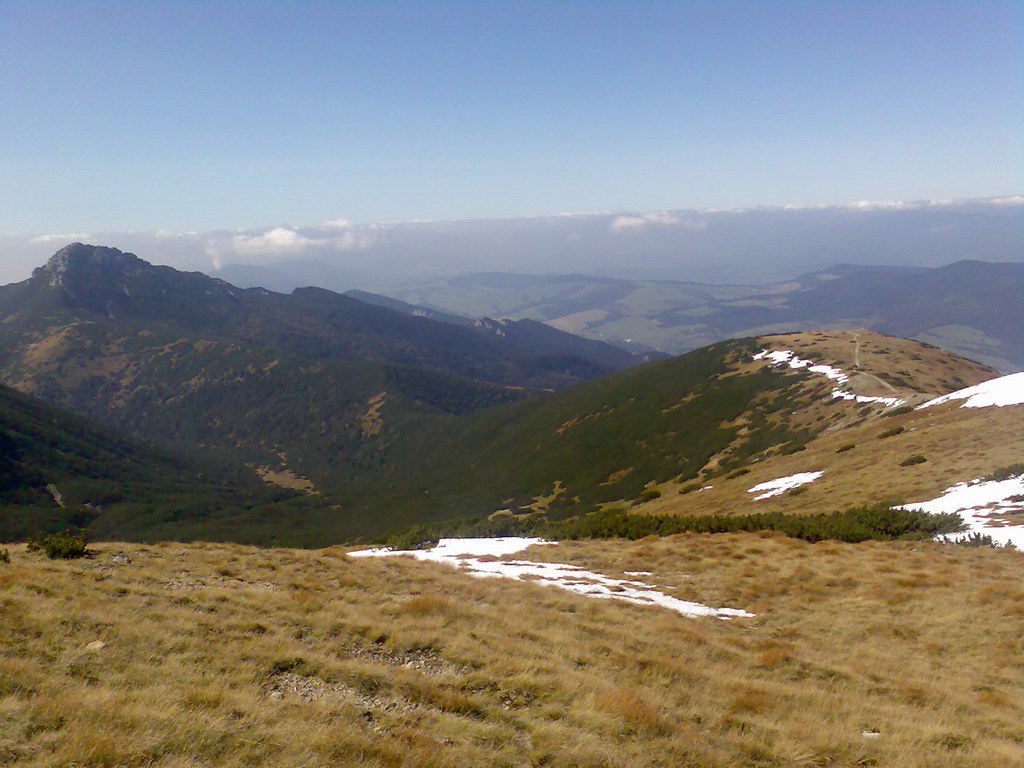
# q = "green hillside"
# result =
<box><xmin>318</xmin><ymin>331</ymin><xmax>1002</xmax><ymax>543</ymax></box>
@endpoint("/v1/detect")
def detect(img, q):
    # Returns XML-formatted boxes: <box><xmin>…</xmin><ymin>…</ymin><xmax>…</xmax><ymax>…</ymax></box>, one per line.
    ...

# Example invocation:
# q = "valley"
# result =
<box><xmin>1</xmin><ymin>245</ymin><xmax>1021</xmax><ymax>547</ymax></box>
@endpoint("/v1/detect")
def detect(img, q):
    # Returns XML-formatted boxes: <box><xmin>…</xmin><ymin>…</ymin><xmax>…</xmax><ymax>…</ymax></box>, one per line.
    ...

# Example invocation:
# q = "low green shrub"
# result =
<box><xmin>955</xmin><ymin>532</ymin><xmax>998</xmax><ymax>547</ymax></box>
<box><xmin>888</xmin><ymin>405</ymin><xmax>914</xmax><ymax>417</ymax></box>
<box><xmin>878</xmin><ymin>427</ymin><xmax>905</xmax><ymax>439</ymax></box>
<box><xmin>983</xmin><ymin>463</ymin><xmax>1024</xmax><ymax>482</ymax></box>
<box><xmin>0</xmin><ymin>549</ymin><xmax>9</xmax><ymax>564</ymax></box>
<box><xmin>899</xmin><ymin>455</ymin><xmax>928</xmax><ymax>467</ymax></box>
<box><xmin>27</xmin><ymin>530</ymin><xmax>89</xmax><ymax>560</ymax></box>
<box><xmin>381</xmin><ymin>502</ymin><xmax>964</xmax><ymax>549</ymax></box>
<box><xmin>836</xmin><ymin>444</ymin><xmax>855</xmax><ymax>453</ymax></box>
<box><xmin>632</xmin><ymin>489</ymin><xmax>662</xmax><ymax>505</ymax></box>
<box><xmin>269</xmin><ymin>657</ymin><xmax>308</xmax><ymax>676</ymax></box>
<box><xmin>937</xmin><ymin>733</ymin><xmax>973</xmax><ymax>751</ymax></box>
<box><xmin>550</xmin><ymin>503</ymin><xmax>961</xmax><ymax>544</ymax></box>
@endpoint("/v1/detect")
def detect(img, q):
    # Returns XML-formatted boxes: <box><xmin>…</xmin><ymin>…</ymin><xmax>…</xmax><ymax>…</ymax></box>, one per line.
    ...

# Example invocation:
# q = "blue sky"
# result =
<box><xmin>1</xmin><ymin>0</ymin><xmax>1020</xmax><ymax>235</ymax></box>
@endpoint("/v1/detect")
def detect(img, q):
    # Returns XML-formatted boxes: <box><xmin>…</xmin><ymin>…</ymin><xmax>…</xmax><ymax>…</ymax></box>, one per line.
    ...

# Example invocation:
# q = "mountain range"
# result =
<box><xmin>1</xmin><ymin>244</ymin><xmax>1019</xmax><ymax>547</ymax></box>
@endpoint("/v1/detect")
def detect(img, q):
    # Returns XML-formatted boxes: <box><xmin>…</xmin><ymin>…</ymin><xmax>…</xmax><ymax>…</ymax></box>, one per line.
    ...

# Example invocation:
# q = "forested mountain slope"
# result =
<box><xmin>0</xmin><ymin>245</ymin><xmax>644</xmax><ymax>495</ymax></box>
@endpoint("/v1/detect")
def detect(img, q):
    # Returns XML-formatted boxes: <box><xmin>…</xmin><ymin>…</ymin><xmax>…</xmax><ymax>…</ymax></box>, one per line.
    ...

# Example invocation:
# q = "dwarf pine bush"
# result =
<box><xmin>27</xmin><ymin>530</ymin><xmax>89</xmax><ymax>559</ymax></box>
<box><xmin>899</xmin><ymin>455</ymin><xmax>928</xmax><ymax>467</ymax></box>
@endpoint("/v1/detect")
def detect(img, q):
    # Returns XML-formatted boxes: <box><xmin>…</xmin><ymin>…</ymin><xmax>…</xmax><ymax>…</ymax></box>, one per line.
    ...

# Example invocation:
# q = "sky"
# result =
<box><xmin>1</xmin><ymin>0</ymin><xmax>1021</xmax><ymax>238</ymax></box>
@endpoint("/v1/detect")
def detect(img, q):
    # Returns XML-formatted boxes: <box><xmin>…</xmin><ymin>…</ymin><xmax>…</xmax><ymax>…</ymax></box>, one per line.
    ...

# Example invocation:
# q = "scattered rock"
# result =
<box><xmin>269</xmin><ymin>691</ymin><xmax>284</xmax><ymax>701</ymax></box>
<box><xmin>45</xmin><ymin>483</ymin><xmax>65</xmax><ymax>508</ymax></box>
<box><xmin>162</xmin><ymin>571</ymin><xmax>280</xmax><ymax>590</ymax></box>
<box><xmin>111</xmin><ymin>552</ymin><xmax>131</xmax><ymax>564</ymax></box>
<box><xmin>85</xmin><ymin>641</ymin><xmax>106</xmax><ymax>652</ymax></box>
<box><xmin>862</xmin><ymin>730</ymin><xmax>881</xmax><ymax>739</ymax></box>
<box><xmin>340</xmin><ymin>642</ymin><xmax>467</xmax><ymax>676</ymax></box>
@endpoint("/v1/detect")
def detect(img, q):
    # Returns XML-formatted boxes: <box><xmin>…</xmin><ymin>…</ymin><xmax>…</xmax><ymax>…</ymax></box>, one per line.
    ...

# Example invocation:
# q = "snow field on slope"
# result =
<box><xmin>753</xmin><ymin>349</ymin><xmax>905</xmax><ymax>407</ymax></box>
<box><xmin>746</xmin><ymin>471</ymin><xmax>824</xmax><ymax>500</ymax></box>
<box><xmin>898</xmin><ymin>475</ymin><xmax>1024</xmax><ymax>549</ymax></box>
<box><xmin>918</xmin><ymin>371</ymin><xmax>1024</xmax><ymax>410</ymax></box>
<box><xmin>349</xmin><ymin>537</ymin><xmax>754</xmax><ymax>619</ymax></box>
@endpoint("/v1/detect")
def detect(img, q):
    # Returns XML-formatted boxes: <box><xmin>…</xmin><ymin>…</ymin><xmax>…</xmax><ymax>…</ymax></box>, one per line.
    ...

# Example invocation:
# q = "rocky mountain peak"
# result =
<box><xmin>39</xmin><ymin>244</ymin><xmax>146</xmax><ymax>289</ymax></box>
<box><xmin>31</xmin><ymin>244</ymin><xmax>238</xmax><ymax>322</ymax></box>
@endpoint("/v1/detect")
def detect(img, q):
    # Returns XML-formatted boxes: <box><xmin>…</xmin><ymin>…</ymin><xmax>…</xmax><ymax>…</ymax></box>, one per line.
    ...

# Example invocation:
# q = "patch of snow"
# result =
<box><xmin>753</xmin><ymin>349</ymin><xmax>905</xmax><ymax>407</ymax></box>
<box><xmin>917</xmin><ymin>372</ymin><xmax>1024</xmax><ymax>410</ymax></box>
<box><xmin>897</xmin><ymin>475</ymin><xmax>1024</xmax><ymax>549</ymax></box>
<box><xmin>747</xmin><ymin>471</ymin><xmax>823</xmax><ymax>500</ymax></box>
<box><xmin>623</xmin><ymin>570</ymin><xmax>652</xmax><ymax>576</ymax></box>
<box><xmin>348</xmin><ymin>537</ymin><xmax>753</xmax><ymax>620</ymax></box>
<box><xmin>828</xmin><ymin>389</ymin><xmax>905</xmax><ymax>407</ymax></box>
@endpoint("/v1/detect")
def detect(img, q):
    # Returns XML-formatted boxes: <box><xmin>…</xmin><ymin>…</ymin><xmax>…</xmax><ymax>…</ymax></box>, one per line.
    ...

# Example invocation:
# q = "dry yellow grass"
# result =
<box><xmin>1</xmin><ymin>534</ymin><xmax>1021</xmax><ymax>767</ymax></box>
<box><xmin>633</xmin><ymin>330</ymin><xmax>1023</xmax><ymax>517</ymax></box>
<box><xmin>639</xmin><ymin>401</ymin><xmax>1024</xmax><ymax>518</ymax></box>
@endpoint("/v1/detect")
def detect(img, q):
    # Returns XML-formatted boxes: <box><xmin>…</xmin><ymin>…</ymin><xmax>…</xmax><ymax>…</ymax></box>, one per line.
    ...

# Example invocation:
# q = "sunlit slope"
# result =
<box><xmin>629</xmin><ymin>333</ymin><xmax>1023</xmax><ymax>522</ymax></box>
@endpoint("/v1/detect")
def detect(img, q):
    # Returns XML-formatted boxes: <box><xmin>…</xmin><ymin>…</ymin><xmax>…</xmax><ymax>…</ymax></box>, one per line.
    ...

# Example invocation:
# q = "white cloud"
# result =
<box><xmin>31</xmin><ymin>232</ymin><xmax>91</xmax><ymax>243</ymax></box>
<box><xmin>203</xmin><ymin>242</ymin><xmax>227</xmax><ymax>271</ymax></box>
<box><xmin>845</xmin><ymin>200</ymin><xmax>920</xmax><ymax>211</ymax></box>
<box><xmin>609</xmin><ymin>212</ymin><xmax>706</xmax><ymax>233</ymax></box>
<box><xmin>331</xmin><ymin>230</ymin><xmax>374</xmax><ymax>250</ymax></box>
<box><xmin>231</xmin><ymin>227</ymin><xmax>326</xmax><ymax>256</ymax></box>
<box><xmin>989</xmin><ymin>195</ymin><xmax>1024</xmax><ymax>206</ymax></box>
<box><xmin>153</xmin><ymin>229</ymin><xmax>198</xmax><ymax>239</ymax></box>
<box><xmin>322</xmin><ymin>218</ymin><xmax>353</xmax><ymax>229</ymax></box>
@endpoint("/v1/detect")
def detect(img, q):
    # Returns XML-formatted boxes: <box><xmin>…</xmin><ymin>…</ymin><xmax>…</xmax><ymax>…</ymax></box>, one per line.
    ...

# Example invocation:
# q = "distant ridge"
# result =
<box><xmin>374</xmin><ymin>260</ymin><xmax>1024</xmax><ymax>372</ymax></box>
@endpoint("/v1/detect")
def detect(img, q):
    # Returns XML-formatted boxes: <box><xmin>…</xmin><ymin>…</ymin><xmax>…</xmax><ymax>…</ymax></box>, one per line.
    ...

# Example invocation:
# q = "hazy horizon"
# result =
<box><xmin>2</xmin><ymin>194</ymin><xmax>1021</xmax><ymax>291</ymax></box>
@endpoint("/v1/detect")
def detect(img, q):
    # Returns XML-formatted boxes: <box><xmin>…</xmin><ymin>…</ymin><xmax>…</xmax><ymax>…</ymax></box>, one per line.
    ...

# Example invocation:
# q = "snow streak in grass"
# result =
<box><xmin>747</xmin><ymin>471</ymin><xmax>823</xmax><ymax>500</ymax></box>
<box><xmin>898</xmin><ymin>475</ymin><xmax>1024</xmax><ymax>549</ymax></box>
<box><xmin>349</xmin><ymin>538</ymin><xmax>754</xmax><ymax>620</ymax></box>
<box><xmin>918</xmin><ymin>372</ymin><xmax>1024</xmax><ymax>410</ymax></box>
<box><xmin>753</xmin><ymin>349</ymin><xmax>905</xmax><ymax>407</ymax></box>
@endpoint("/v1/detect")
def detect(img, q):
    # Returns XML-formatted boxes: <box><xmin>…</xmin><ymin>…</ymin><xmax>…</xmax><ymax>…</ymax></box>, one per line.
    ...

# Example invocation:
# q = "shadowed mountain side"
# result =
<box><xmin>0</xmin><ymin>246</ymin><xmax>542</xmax><ymax>498</ymax></box>
<box><xmin>0</xmin><ymin>380</ymin><xmax>286</xmax><ymax>541</ymax></box>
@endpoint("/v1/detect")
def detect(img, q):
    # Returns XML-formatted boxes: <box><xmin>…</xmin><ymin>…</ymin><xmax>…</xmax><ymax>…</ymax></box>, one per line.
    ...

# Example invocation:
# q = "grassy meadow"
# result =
<box><xmin>1</xmin><ymin>533</ymin><xmax>1021</xmax><ymax>767</ymax></box>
